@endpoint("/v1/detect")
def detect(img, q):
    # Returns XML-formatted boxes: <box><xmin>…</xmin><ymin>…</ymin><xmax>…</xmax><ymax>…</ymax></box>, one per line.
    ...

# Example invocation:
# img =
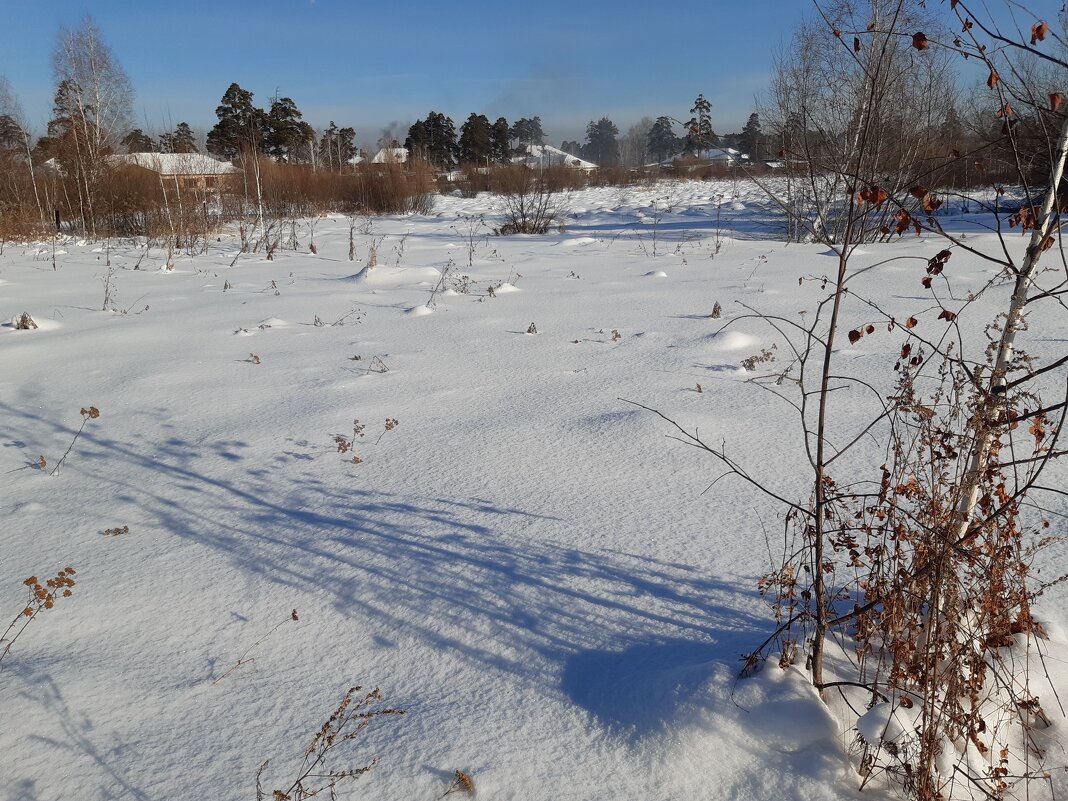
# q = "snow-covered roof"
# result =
<box><xmin>110</xmin><ymin>153</ymin><xmax>239</xmax><ymax>176</ymax></box>
<box><xmin>689</xmin><ymin>147</ymin><xmax>748</xmax><ymax>163</ymax></box>
<box><xmin>372</xmin><ymin>148</ymin><xmax>408</xmax><ymax>164</ymax></box>
<box><xmin>647</xmin><ymin>148</ymin><xmax>750</xmax><ymax>168</ymax></box>
<box><xmin>511</xmin><ymin>144</ymin><xmax>597</xmax><ymax>171</ymax></box>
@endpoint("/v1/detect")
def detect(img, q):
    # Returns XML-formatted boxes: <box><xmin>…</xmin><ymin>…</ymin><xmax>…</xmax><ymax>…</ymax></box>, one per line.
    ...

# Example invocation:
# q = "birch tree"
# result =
<box><xmin>51</xmin><ymin>16</ymin><xmax>134</xmax><ymax>235</ymax></box>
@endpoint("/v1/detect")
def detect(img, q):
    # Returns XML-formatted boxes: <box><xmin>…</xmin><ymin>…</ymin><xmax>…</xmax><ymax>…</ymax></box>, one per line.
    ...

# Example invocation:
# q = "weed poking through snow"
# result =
<box><xmin>740</xmin><ymin>346</ymin><xmax>776</xmax><ymax>372</ymax></box>
<box><xmin>257</xmin><ymin>685</ymin><xmax>404</xmax><ymax>801</ymax></box>
<box><xmin>50</xmin><ymin>406</ymin><xmax>99</xmax><ymax>476</ymax></box>
<box><xmin>439</xmin><ymin>769</ymin><xmax>475</xmax><ymax>797</ymax></box>
<box><xmin>334</xmin><ymin>418</ymin><xmax>399</xmax><ymax>465</ymax></box>
<box><xmin>15</xmin><ymin>312</ymin><xmax>37</xmax><ymax>330</ymax></box>
<box><xmin>0</xmin><ymin>568</ymin><xmax>77</xmax><ymax>671</ymax></box>
<box><xmin>214</xmin><ymin>609</ymin><xmax>299</xmax><ymax>685</ymax></box>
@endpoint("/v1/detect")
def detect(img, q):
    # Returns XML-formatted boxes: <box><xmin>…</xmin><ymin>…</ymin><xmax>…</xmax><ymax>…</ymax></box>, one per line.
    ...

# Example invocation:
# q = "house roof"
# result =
<box><xmin>110</xmin><ymin>153</ymin><xmax>240</xmax><ymax>176</ymax></box>
<box><xmin>688</xmin><ymin>147</ymin><xmax>748</xmax><ymax>162</ymax></box>
<box><xmin>372</xmin><ymin>148</ymin><xmax>408</xmax><ymax>164</ymax></box>
<box><xmin>646</xmin><ymin>148</ymin><xmax>750</xmax><ymax>167</ymax></box>
<box><xmin>511</xmin><ymin>144</ymin><xmax>597</xmax><ymax>170</ymax></box>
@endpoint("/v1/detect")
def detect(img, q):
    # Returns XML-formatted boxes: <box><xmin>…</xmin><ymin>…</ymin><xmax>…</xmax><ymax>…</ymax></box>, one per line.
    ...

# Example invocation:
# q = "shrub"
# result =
<box><xmin>494</xmin><ymin>167</ymin><xmax>565</xmax><ymax>235</ymax></box>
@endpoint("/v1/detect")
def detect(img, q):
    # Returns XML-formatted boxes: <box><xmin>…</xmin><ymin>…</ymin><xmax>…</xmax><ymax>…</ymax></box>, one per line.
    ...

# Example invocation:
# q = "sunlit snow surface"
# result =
<box><xmin>1</xmin><ymin>179</ymin><xmax>1066</xmax><ymax>800</ymax></box>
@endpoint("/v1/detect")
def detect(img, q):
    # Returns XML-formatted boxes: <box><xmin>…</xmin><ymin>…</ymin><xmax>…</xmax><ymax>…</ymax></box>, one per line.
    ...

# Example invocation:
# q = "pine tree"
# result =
<box><xmin>490</xmin><ymin>117</ymin><xmax>511</xmax><ymax>162</ymax></box>
<box><xmin>170</xmin><ymin>122</ymin><xmax>198</xmax><ymax>153</ymax></box>
<box><xmin>509</xmin><ymin>117</ymin><xmax>545</xmax><ymax>150</ymax></box>
<box><xmin>0</xmin><ymin>114</ymin><xmax>23</xmax><ymax>152</ymax></box>
<box><xmin>404</xmin><ymin>111</ymin><xmax>458</xmax><ymax>169</ymax></box>
<box><xmin>45</xmin><ymin>78</ymin><xmax>95</xmax><ymax>175</ymax></box>
<box><xmin>156</xmin><ymin>124</ymin><xmax>197</xmax><ymax>157</ymax></box>
<box><xmin>206</xmin><ymin>83</ymin><xmax>266</xmax><ymax>160</ymax></box>
<box><xmin>318</xmin><ymin>122</ymin><xmax>357</xmax><ymax>171</ymax></box>
<box><xmin>685</xmin><ymin>94</ymin><xmax>716</xmax><ymax>155</ymax></box>
<box><xmin>121</xmin><ymin>128</ymin><xmax>155</xmax><ymax>153</ymax></box>
<box><xmin>740</xmin><ymin>112</ymin><xmax>762</xmax><ymax>160</ymax></box>
<box><xmin>647</xmin><ymin>116</ymin><xmax>681</xmax><ymax>163</ymax></box>
<box><xmin>265</xmin><ymin>96</ymin><xmax>314</xmax><ymax>163</ymax></box>
<box><xmin>458</xmin><ymin>113</ymin><xmax>493</xmax><ymax>164</ymax></box>
<box><xmin>581</xmin><ymin>117</ymin><xmax>619</xmax><ymax>166</ymax></box>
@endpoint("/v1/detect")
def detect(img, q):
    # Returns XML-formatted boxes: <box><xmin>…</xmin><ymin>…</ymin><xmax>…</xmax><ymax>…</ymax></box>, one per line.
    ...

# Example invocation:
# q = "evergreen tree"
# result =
<box><xmin>206</xmin><ymin>83</ymin><xmax>266</xmax><ymax>160</ymax></box>
<box><xmin>581</xmin><ymin>117</ymin><xmax>619</xmax><ymax>166</ymax></box>
<box><xmin>740</xmin><ymin>112</ymin><xmax>762</xmax><ymax>160</ymax></box>
<box><xmin>0</xmin><ymin>114</ymin><xmax>25</xmax><ymax>153</ymax></box>
<box><xmin>718</xmin><ymin>131</ymin><xmax>743</xmax><ymax>151</ymax></box>
<box><xmin>685</xmin><ymin>94</ymin><xmax>716</xmax><ymax>154</ymax></box>
<box><xmin>647</xmin><ymin>116</ymin><xmax>681</xmax><ymax>163</ymax></box>
<box><xmin>265</xmin><ymin>96</ymin><xmax>314</xmax><ymax>162</ymax></box>
<box><xmin>318</xmin><ymin>122</ymin><xmax>357</xmax><ymax>171</ymax></box>
<box><xmin>404</xmin><ymin>111</ymin><xmax>458</xmax><ymax>169</ymax></box>
<box><xmin>458</xmin><ymin>113</ymin><xmax>493</xmax><ymax>164</ymax></box>
<box><xmin>169</xmin><ymin>122</ymin><xmax>198</xmax><ymax>153</ymax></box>
<box><xmin>560</xmin><ymin>140</ymin><xmax>581</xmax><ymax>157</ymax></box>
<box><xmin>44</xmin><ymin>78</ymin><xmax>95</xmax><ymax>173</ymax></box>
<box><xmin>490</xmin><ymin>117</ymin><xmax>511</xmax><ymax>162</ymax></box>
<box><xmin>121</xmin><ymin>128</ymin><xmax>155</xmax><ymax>153</ymax></box>
<box><xmin>145</xmin><ymin>124</ymin><xmax>196</xmax><ymax>156</ymax></box>
<box><xmin>509</xmin><ymin>116</ymin><xmax>545</xmax><ymax>149</ymax></box>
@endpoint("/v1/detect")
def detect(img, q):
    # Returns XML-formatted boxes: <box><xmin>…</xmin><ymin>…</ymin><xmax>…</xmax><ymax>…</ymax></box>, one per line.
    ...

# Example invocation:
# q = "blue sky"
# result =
<box><xmin>4</xmin><ymin>0</ymin><xmax>806</xmax><ymax>145</ymax></box>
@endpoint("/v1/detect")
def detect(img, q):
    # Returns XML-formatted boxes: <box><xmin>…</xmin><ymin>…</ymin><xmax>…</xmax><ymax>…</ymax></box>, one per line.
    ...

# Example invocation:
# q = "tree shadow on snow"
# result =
<box><xmin>561</xmin><ymin>637</ymin><xmax>729</xmax><ymax>737</ymax></box>
<box><xmin>1</xmin><ymin>401</ymin><xmax>772</xmax><ymax>715</ymax></box>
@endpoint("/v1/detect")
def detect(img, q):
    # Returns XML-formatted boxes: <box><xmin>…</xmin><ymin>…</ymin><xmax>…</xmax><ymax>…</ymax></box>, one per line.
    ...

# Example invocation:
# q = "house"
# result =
<box><xmin>372</xmin><ymin>147</ymin><xmax>408</xmax><ymax>164</ymax></box>
<box><xmin>511</xmin><ymin>144</ymin><xmax>597</xmax><ymax>173</ymax></box>
<box><xmin>109</xmin><ymin>153</ymin><xmax>240</xmax><ymax>190</ymax></box>
<box><xmin>696</xmin><ymin>146</ymin><xmax>748</xmax><ymax>164</ymax></box>
<box><xmin>647</xmin><ymin>148</ymin><xmax>750</xmax><ymax>170</ymax></box>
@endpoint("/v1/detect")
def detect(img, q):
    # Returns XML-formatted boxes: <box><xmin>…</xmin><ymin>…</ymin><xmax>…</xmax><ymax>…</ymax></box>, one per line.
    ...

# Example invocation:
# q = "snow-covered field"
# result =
<box><xmin>2</xmin><ymin>179</ymin><xmax>1066</xmax><ymax>800</ymax></box>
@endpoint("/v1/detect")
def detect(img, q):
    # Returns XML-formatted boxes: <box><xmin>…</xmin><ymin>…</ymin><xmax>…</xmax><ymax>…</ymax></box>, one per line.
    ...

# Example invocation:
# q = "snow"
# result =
<box><xmin>372</xmin><ymin>147</ymin><xmax>409</xmax><ymax>164</ymax></box>
<box><xmin>108</xmin><ymin>152</ymin><xmax>239</xmax><ymax>176</ymax></box>
<box><xmin>511</xmin><ymin>144</ymin><xmax>598</xmax><ymax>171</ymax></box>
<box><xmin>1</xmin><ymin>178</ymin><xmax>1066</xmax><ymax>801</ymax></box>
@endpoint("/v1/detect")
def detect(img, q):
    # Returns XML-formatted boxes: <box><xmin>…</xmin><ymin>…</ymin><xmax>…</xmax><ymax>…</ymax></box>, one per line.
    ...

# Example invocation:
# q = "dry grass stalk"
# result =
<box><xmin>0</xmin><ymin>567</ymin><xmax>76</xmax><ymax>670</ymax></box>
<box><xmin>259</xmin><ymin>685</ymin><xmax>405</xmax><ymax>801</ymax></box>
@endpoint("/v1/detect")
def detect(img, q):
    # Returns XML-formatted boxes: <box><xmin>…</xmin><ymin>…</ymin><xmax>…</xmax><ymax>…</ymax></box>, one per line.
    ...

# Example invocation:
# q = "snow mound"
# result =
<box><xmin>3</xmin><ymin>315</ymin><xmax>61</xmax><ymax>332</ymax></box>
<box><xmin>856</xmin><ymin>702</ymin><xmax>918</xmax><ymax>746</ymax></box>
<box><xmin>705</xmin><ymin>330</ymin><xmax>759</xmax><ymax>352</ymax></box>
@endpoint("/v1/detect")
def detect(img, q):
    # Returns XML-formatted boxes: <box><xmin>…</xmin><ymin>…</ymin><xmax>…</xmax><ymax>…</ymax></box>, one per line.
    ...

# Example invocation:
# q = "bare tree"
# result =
<box><xmin>51</xmin><ymin>15</ymin><xmax>133</xmax><ymax>236</ymax></box>
<box><xmin>710</xmin><ymin>2</ymin><xmax>1068</xmax><ymax>798</ymax></box>
<box><xmin>762</xmin><ymin>0</ymin><xmax>956</xmax><ymax>243</ymax></box>
<box><xmin>0</xmin><ymin>76</ymin><xmax>44</xmax><ymax>229</ymax></box>
<box><xmin>52</xmin><ymin>16</ymin><xmax>133</xmax><ymax>163</ymax></box>
<box><xmin>620</xmin><ymin>117</ymin><xmax>654</xmax><ymax>169</ymax></box>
